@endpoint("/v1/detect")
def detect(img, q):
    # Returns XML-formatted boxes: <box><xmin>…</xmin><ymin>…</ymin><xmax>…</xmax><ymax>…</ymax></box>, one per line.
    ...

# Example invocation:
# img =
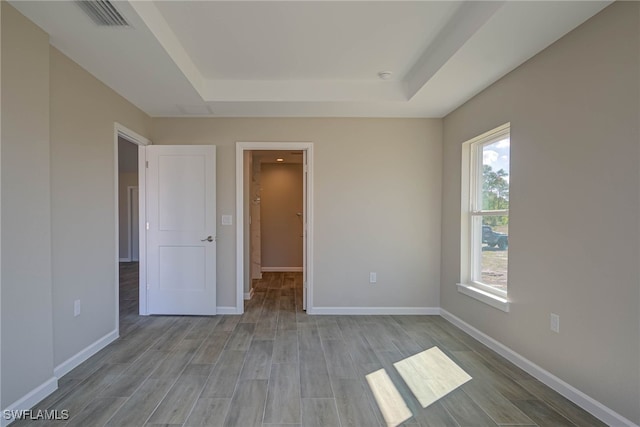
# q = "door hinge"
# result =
<box><xmin>146</xmin><ymin>222</ymin><xmax>149</xmax><ymax>230</ymax></box>
<box><xmin>145</xmin><ymin>161</ymin><xmax>149</xmax><ymax>168</ymax></box>
<box><xmin>146</xmin><ymin>283</ymin><xmax>150</xmax><ymax>290</ymax></box>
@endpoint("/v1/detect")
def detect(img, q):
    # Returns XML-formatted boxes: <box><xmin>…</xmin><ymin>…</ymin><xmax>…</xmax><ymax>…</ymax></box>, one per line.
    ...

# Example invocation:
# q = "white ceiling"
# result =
<box><xmin>155</xmin><ymin>2</ymin><xmax>460</xmax><ymax>80</ymax></box>
<box><xmin>11</xmin><ymin>1</ymin><xmax>611</xmax><ymax>118</ymax></box>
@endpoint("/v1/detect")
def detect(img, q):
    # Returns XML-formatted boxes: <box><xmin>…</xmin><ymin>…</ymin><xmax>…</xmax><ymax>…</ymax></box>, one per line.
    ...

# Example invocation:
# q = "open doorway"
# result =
<box><xmin>249</xmin><ymin>150</ymin><xmax>304</xmax><ymax>305</ymax></box>
<box><xmin>117</xmin><ymin>136</ymin><xmax>139</xmax><ymax>320</ymax></box>
<box><xmin>114</xmin><ymin>124</ymin><xmax>149</xmax><ymax>332</ymax></box>
<box><xmin>236</xmin><ymin>142</ymin><xmax>314</xmax><ymax>314</ymax></box>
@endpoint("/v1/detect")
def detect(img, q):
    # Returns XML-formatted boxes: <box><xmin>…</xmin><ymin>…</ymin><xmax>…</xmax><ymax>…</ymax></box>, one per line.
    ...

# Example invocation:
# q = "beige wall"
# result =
<box><xmin>1</xmin><ymin>3</ymin><xmax>54</xmax><ymax>407</ymax></box>
<box><xmin>260</xmin><ymin>163</ymin><xmax>303</xmax><ymax>269</ymax></box>
<box><xmin>118</xmin><ymin>172</ymin><xmax>138</xmax><ymax>259</ymax></box>
<box><xmin>0</xmin><ymin>5</ymin><xmax>151</xmax><ymax>407</ymax></box>
<box><xmin>50</xmin><ymin>47</ymin><xmax>151</xmax><ymax>366</ymax></box>
<box><xmin>441</xmin><ymin>2</ymin><xmax>639</xmax><ymax>423</ymax></box>
<box><xmin>151</xmin><ymin>118</ymin><xmax>442</xmax><ymax>309</ymax></box>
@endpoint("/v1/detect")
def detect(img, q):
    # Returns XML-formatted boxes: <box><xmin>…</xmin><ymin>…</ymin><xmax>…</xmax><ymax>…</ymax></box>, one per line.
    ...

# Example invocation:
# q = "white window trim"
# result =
<box><xmin>457</xmin><ymin>283</ymin><xmax>510</xmax><ymax>312</ymax></box>
<box><xmin>459</xmin><ymin>123</ymin><xmax>510</xmax><ymax>312</ymax></box>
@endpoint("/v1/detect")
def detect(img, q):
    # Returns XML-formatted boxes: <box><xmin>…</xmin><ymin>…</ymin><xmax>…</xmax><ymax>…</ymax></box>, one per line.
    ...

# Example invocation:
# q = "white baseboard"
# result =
<box><xmin>118</xmin><ymin>257</ymin><xmax>131</xmax><ymax>262</ymax></box>
<box><xmin>309</xmin><ymin>307</ymin><xmax>440</xmax><ymax>315</ymax></box>
<box><xmin>440</xmin><ymin>309</ymin><xmax>638</xmax><ymax>427</ymax></box>
<box><xmin>1</xmin><ymin>377</ymin><xmax>58</xmax><ymax>427</ymax></box>
<box><xmin>54</xmin><ymin>329</ymin><xmax>119</xmax><ymax>379</ymax></box>
<box><xmin>216</xmin><ymin>306</ymin><xmax>240</xmax><ymax>315</ymax></box>
<box><xmin>243</xmin><ymin>288</ymin><xmax>255</xmax><ymax>300</ymax></box>
<box><xmin>261</xmin><ymin>267</ymin><xmax>303</xmax><ymax>272</ymax></box>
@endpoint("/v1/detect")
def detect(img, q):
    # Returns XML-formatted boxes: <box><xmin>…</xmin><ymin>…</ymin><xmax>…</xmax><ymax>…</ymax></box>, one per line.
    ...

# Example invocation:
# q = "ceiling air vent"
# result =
<box><xmin>76</xmin><ymin>0</ymin><xmax>129</xmax><ymax>27</ymax></box>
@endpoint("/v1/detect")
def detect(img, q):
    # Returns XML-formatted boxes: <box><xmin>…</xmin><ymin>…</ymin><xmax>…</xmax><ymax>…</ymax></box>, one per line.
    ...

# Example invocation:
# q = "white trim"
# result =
<box><xmin>1</xmin><ymin>377</ymin><xmax>58</xmax><ymax>427</ymax></box>
<box><xmin>54</xmin><ymin>330</ymin><xmax>119</xmax><ymax>379</ymax></box>
<box><xmin>1</xmin><ymin>329</ymin><xmax>117</xmax><ymax>426</ymax></box>
<box><xmin>308</xmin><ymin>307</ymin><xmax>440</xmax><ymax>315</ymax></box>
<box><xmin>456</xmin><ymin>283</ymin><xmax>510</xmax><ymax>312</ymax></box>
<box><xmin>113</xmin><ymin>123</ymin><xmax>151</xmax><ymax>324</ymax></box>
<box><xmin>137</xmin><ymin>145</ymin><xmax>148</xmax><ymax>315</ymax></box>
<box><xmin>244</xmin><ymin>287</ymin><xmax>255</xmax><ymax>301</ymax></box>
<box><xmin>261</xmin><ymin>267</ymin><xmax>303</xmax><ymax>272</ymax></box>
<box><xmin>216</xmin><ymin>306</ymin><xmax>239</xmax><ymax>315</ymax></box>
<box><xmin>115</xmin><ymin>123</ymin><xmax>150</xmax><ymax>147</ymax></box>
<box><xmin>440</xmin><ymin>309</ymin><xmax>638</xmax><ymax>427</ymax></box>
<box><xmin>461</xmin><ymin>122</ymin><xmax>511</xmax><ymax>301</ymax></box>
<box><xmin>236</xmin><ymin>142</ymin><xmax>314</xmax><ymax>315</ymax></box>
<box><xmin>119</xmin><ymin>257</ymin><xmax>131</xmax><ymax>262</ymax></box>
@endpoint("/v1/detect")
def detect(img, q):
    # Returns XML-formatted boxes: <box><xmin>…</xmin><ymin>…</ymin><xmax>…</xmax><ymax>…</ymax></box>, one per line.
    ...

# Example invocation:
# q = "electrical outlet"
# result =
<box><xmin>369</xmin><ymin>272</ymin><xmax>377</xmax><ymax>284</ymax></box>
<box><xmin>550</xmin><ymin>313</ymin><xmax>560</xmax><ymax>333</ymax></box>
<box><xmin>74</xmin><ymin>300</ymin><xmax>81</xmax><ymax>317</ymax></box>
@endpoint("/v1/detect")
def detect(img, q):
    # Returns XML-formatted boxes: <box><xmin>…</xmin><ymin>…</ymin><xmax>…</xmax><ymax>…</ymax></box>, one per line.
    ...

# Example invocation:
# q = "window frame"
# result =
<box><xmin>458</xmin><ymin>123</ymin><xmax>511</xmax><ymax>312</ymax></box>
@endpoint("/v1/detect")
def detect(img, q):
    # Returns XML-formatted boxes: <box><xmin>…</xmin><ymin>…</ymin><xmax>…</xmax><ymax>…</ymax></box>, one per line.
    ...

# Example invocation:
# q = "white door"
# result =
<box><xmin>146</xmin><ymin>145</ymin><xmax>217</xmax><ymax>315</ymax></box>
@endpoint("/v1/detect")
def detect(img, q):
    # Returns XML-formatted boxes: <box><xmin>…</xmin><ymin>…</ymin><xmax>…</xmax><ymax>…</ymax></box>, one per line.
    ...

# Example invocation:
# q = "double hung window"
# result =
<box><xmin>459</xmin><ymin>123</ymin><xmax>510</xmax><ymax>311</ymax></box>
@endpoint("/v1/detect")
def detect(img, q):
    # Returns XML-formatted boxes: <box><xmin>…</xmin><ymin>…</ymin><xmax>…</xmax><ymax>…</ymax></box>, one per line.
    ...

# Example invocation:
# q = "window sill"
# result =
<box><xmin>456</xmin><ymin>283</ymin><xmax>510</xmax><ymax>312</ymax></box>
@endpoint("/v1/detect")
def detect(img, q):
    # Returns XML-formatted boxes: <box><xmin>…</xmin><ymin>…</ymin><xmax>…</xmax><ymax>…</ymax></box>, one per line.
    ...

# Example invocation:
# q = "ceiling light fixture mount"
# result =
<box><xmin>378</xmin><ymin>71</ymin><xmax>393</xmax><ymax>80</ymax></box>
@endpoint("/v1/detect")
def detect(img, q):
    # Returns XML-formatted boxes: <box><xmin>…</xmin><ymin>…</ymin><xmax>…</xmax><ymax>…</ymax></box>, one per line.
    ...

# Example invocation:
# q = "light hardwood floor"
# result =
<box><xmin>13</xmin><ymin>265</ymin><xmax>606</xmax><ymax>426</ymax></box>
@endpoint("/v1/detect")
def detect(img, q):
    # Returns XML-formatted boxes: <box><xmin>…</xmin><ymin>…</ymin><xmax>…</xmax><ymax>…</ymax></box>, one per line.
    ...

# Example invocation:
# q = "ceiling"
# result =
<box><xmin>11</xmin><ymin>1</ymin><xmax>611</xmax><ymax>118</ymax></box>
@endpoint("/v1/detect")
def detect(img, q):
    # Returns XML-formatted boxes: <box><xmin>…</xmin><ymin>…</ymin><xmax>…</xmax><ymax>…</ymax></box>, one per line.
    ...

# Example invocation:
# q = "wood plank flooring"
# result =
<box><xmin>13</xmin><ymin>264</ymin><xmax>606</xmax><ymax>427</ymax></box>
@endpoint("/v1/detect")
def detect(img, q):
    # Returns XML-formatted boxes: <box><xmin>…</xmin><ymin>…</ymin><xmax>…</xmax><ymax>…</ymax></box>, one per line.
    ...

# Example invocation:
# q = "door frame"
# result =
<box><xmin>235</xmin><ymin>142</ymin><xmax>314</xmax><ymax>314</ymax></box>
<box><xmin>127</xmin><ymin>186</ymin><xmax>139</xmax><ymax>262</ymax></box>
<box><xmin>114</xmin><ymin>123</ymin><xmax>150</xmax><ymax>329</ymax></box>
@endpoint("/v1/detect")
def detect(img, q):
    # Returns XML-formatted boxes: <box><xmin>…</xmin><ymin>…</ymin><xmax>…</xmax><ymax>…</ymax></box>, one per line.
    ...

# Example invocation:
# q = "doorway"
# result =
<box><xmin>236</xmin><ymin>142</ymin><xmax>314</xmax><ymax>314</ymax></box>
<box><xmin>114</xmin><ymin>124</ymin><xmax>149</xmax><ymax>331</ymax></box>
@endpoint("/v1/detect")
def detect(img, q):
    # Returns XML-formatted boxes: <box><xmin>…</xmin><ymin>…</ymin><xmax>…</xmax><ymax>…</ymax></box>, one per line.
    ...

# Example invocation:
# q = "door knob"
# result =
<box><xmin>201</xmin><ymin>236</ymin><xmax>214</xmax><ymax>242</ymax></box>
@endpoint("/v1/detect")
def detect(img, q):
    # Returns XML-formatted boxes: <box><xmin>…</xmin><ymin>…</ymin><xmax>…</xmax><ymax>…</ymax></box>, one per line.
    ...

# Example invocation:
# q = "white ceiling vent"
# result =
<box><xmin>76</xmin><ymin>1</ymin><xmax>129</xmax><ymax>27</ymax></box>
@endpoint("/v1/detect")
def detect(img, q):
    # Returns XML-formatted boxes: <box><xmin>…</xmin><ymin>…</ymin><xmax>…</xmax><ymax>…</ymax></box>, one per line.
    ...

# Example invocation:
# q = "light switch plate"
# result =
<box><xmin>221</xmin><ymin>215</ymin><xmax>233</xmax><ymax>225</ymax></box>
<box><xmin>550</xmin><ymin>313</ymin><xmax>560</xmax><ymax>333</ymax></box>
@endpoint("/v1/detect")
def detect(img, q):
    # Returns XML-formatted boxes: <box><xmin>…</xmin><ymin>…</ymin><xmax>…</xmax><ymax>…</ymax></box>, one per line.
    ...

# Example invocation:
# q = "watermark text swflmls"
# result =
<box><xmin>3</xmin><ymin>409</ymin><xmax>70</xmax><ymax>421</ymax></box>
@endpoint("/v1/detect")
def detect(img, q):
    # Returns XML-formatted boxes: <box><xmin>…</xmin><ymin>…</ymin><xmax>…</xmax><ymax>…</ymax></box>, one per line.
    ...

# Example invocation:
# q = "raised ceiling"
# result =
<box><xmin>11</xmin><ymin>1</ymin><xmax>611</xmax><ymax>118</ymax></box>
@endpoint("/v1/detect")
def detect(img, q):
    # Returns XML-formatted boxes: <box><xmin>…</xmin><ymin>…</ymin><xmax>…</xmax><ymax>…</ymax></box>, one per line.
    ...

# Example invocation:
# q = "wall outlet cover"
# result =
<box><xmin>550</xmin><ymin>313</ymin><xmax>560</xmax><ymax>333</ymax></box>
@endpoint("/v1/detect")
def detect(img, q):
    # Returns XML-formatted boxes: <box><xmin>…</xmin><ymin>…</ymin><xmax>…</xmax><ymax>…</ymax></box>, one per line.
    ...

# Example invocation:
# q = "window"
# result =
<box><xmin>459</xmin><ymin>123</ymin><xmax>510</xmax><ymax>312</ymax></box>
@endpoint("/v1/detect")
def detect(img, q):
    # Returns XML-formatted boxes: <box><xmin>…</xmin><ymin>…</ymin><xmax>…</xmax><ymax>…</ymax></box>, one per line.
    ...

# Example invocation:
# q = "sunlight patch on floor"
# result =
<box><xmin>366</xmin><ymin>369</ymin><xmax>413</xmax><ymax>427</ymax></box>
<box><xmin>394</xmin><ymin>346</ymin><xmax>472</xmax><ymax>408</ymax></box>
